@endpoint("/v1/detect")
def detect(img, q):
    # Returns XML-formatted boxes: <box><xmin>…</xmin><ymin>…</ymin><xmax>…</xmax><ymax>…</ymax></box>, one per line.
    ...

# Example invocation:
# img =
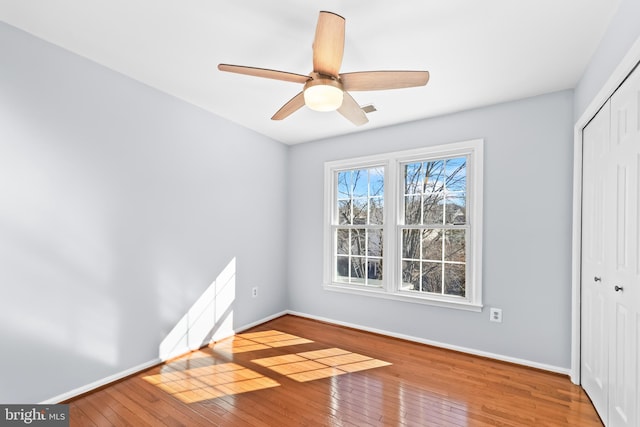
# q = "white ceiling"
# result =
<box><xmin>0</xmin><ymin>1</ymin><xmax>621</xmax><ymax>144</ymax></box>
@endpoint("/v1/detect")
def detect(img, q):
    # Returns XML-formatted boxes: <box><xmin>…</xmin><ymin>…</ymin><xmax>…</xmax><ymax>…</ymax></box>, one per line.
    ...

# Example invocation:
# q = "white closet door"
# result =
<box><xmin>581</xmin><ymin>100</ymin><xmax>611</xmax><ymax>422</ymax></box>
<box><xmin>607</xmin><ymin>65</ymin><xmax>640</xmax><ymax>427</ymax></box>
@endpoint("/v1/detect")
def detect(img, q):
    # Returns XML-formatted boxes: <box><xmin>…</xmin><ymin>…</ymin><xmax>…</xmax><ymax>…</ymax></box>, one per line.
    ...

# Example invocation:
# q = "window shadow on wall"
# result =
<box><xmin>159</xmin><ymin>258</ymin><xmax>236</xmax><ymax>361</ymax></box>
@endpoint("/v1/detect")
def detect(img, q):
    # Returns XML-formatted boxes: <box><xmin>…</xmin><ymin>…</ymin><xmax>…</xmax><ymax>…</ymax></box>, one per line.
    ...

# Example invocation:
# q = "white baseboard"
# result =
<box><xmin>235</xmin><ymin>310</ymin><xmax>288</xmax><ymax>333</ymax></box>
<box><xmin>41</xmin><ymin>310</ymin><xmax>290</xmax><ymax>404</ymax></box>
<box><xmin>286</xmin><ymin>310</ymin><xmax>570</xmax><ymax>376</ymax></box>
<box><xmin>39</xmin><ymin>358</ymin><xmax>161</xmax><ymax>404</ymax></box>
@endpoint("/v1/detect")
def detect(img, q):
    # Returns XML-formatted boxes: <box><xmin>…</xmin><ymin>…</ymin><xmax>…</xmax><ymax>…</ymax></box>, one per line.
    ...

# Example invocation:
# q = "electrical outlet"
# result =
<box><xmin>252</xmin><ymin>287</ymin><xmax>258</xmax><ymax>298</ymax></box>
<box><xmin>489</xmin><ymin>307</ymin><xmax>502</xmax><ymax>323</ymax></box>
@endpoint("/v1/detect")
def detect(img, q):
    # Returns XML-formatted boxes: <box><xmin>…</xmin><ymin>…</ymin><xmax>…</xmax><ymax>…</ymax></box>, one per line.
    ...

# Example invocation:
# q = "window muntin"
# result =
<box><xmin>324</xmin><ymin>140</ymin><xmax>483</xmax><ymax>311</ymax></box>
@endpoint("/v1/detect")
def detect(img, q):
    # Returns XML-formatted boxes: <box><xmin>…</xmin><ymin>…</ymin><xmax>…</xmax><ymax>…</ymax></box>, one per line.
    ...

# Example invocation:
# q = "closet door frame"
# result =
<box><xmin>571</xmin><ymin>37</ymin><xmax>640</xmax><ymax>385</ymax></box>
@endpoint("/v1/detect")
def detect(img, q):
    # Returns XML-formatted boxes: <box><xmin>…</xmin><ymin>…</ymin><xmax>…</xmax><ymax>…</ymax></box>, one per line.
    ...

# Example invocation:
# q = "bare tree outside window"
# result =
<box><xmin>401</xmin><ymin>157</ymin><xmax>467</xmax><ymax>297</ymax></box>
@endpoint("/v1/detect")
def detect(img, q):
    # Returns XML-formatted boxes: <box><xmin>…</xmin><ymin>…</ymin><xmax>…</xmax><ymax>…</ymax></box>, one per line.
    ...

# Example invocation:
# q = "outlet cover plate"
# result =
<box><xmin>490</xmin><ymin>308</ymin><xmax>502</xmax><ymax>323</ymax></box>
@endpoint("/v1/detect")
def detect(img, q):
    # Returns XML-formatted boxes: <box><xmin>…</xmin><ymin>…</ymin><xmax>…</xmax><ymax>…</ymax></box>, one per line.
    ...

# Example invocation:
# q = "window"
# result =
<box><xmin>335</xmin><ymin>167</ymin><xmax>384</xmax><ymax>286</ymax></box>
<box><xmin>401</xmin><ymin>157</ymin><xmax>467</xmax><ymax>296</ymax></box>
<box><xmin>323</xmin><ymin>140</ymin><xmax>483</xmax><ymax>311</ymax></box>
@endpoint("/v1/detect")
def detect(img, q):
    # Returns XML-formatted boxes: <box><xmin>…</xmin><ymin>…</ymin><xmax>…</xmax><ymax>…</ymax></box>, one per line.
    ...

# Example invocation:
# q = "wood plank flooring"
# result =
<box><xmin>67</xmin><ymin>315</ymin><xmax>602</xmax><ymax>426</ymax></box>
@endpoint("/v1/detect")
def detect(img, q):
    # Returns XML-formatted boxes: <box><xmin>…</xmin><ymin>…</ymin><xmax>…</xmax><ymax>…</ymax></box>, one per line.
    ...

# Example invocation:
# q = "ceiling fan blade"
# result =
<box><xmin>271</xmin><ymin>92</ymin><xmax>306</xmax><ymax>120</ymax></box>
<box><xmin>341</xmin><ymin>71</ymin><xmax>430</xmax><ymax>91</ymax></box>
<box><xmin>218</xmin><ymin>64</ymin><xmax>310</xmax><ymax>84</ymax></box>
<box><xmin>313</xmin><ymin>11</ymin><xmax>345</xmax><ymax>77</ymax></box>
<box><xmin>337</xmin><ymin>91</ymin><xmax>368</xmax><ymax>126</ymax></box>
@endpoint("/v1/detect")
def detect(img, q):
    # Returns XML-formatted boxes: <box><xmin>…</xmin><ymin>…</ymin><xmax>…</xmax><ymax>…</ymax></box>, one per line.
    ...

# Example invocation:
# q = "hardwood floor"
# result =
<box><xmin>68</xmin><ymin>315</ymin><xmax>602</xmax><ymax>426</ymax></box>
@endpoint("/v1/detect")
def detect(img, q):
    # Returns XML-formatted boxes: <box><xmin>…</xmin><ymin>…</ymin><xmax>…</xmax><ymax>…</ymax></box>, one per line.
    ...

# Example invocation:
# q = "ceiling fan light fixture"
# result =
<box><xmin>303</xmin><ymin>78</ymin><xmax>344</xmax><ymax>112</ymax></box>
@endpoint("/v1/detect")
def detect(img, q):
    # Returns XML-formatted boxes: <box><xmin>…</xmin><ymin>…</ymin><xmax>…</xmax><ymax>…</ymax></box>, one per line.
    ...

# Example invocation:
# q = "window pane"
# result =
<box><xmin>369</xmin><ymin>167</ymin><xmax>384</xmax><ymax>197</ymax></box>
<box><xmin>444</xmin><ymin>230</ymin><xmax>465</xmax><ymax>262</ymax></box>
<box><xmin>404</xmin><ymin>162</ymin><xmax>426</xmax><ymax>194</ymax></box>
<box><xmin>445</xmin><ymin>157</ymin><xmax>466</xmax><ymax>192</ymax></box>
<box><xmin>421</xmin><ymin>229</ymin><xmax>443</xmax><ymax>261</ymax></box>
<box><xmin>337</xmin><ymin>171</ymin><xmax>351</xmax><ymax>199</ymax></box>
<box><xmin>368</xmin><ymin>229</ymin><xmax>383</xmax><ymax>257</ymax></box>
<box><xmin>421</xmin><ymin>262</ymin><xmax>443</xmax><ymax>293</ymax></box>
<box><xmin>350</xmin><ymin>257</ymin><xmax>366</xmax><ymax>283</ymax></box>
<box><xmin>336</xmin><ymin>256</ymin><xmax>349</xmax><ymax>282</ymax></box>
<box><xmin>336</xmin><ymin>229</ymin><xmax>349</xmax><ymax>255</ymax></box>
<box><xmin>405</xmin><ymin>195</ymin><xmax>422</xmax><ymax>224</ymax></box>
<box><xmin>424</xmin><ymin>161</ymin><xmax>445</xmax><ymax>193</ymax></box>
<box><xmin>367</xmin><ymin>260</ymin><xmax>383</xmax><ymax>283</ymax></box>
<box><xmin>352</xmin><ymin>198</ymin><xmax>367</xmax><ymax>224</ymax></box>
<box><xmin>444</xmin><ymin>263</ymin><xmax>465</xmax><ymax>296</ymax></box>
<box><xmin>402</xmin><ymin>229</ymin><xmax>421</xmax><ymax>259</ymax></box>
<box><xmin>402</xmin><ymin>260</ymin><xmax>420</xmax><ymax>291</ymax></box>
<box><xmin>423</xmin><ymin>192</ymin><xmax>444</xmax><ymax>224</ymax></box>
<box><xmin>445</xmin><ymin>194</ymin><xmax>466</xmax><ymax>225</ymax></box>
<box><xmin>338</xmin><ymin>200</ymin><xmax>351</xmax><ymax>224</ymax></box>
<box><xmin>352</xmin><ymin>170</ymin><xmax>368</xmax><ymax>198</ymax></box>
<box><xmin>369</xmin><ymin>197</ymin><xmax>383</xmax><ymax>224</ymax></box>
<box><xmin>351</xmin><ymin>229</ymin><xmax>366</xmax><ymax>256</ymax></box>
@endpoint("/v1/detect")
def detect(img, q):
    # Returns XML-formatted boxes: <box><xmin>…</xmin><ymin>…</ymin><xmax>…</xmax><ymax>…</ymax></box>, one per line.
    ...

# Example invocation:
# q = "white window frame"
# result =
<box><xmin>323</xmin><ymin>139</ymin><xmax>483</xmax><ymax>312</ymax></box>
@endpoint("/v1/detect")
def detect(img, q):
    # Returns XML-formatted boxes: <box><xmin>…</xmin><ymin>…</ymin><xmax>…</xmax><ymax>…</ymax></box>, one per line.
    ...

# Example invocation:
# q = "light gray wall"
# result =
<box><xmin>574</xmin><ymin>0</ymin><xmax>640</xmax><ymax>120</ymax></box>
<box><xmin>288</xmin><ymin>90</ymin><xmax>574</xmax><ymax>369</ymax></box>
<box><xmin>0</xmin><ymin>23</ymin><xmax>289</xmax><ymax>404</ymax></box>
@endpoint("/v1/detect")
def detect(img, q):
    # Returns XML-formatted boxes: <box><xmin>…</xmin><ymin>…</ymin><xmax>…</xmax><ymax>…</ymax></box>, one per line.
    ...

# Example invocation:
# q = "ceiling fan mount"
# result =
<box><xmin>218</xmin><ymin>11</ymin><xmax>429</xmax><ymax>126</ymax></box>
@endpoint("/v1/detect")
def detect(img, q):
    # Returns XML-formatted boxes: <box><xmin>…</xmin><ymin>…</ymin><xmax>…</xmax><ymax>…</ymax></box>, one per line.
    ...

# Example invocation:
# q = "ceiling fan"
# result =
<box><xmin>218</xmin><ymin>11</ymin><xmax>430</xmax><ymax>126</ymax></box>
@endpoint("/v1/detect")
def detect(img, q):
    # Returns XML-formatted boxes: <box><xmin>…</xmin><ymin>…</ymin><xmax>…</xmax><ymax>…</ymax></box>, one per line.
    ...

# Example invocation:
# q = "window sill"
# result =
<box><xmin>323</xmin><ymin>282</ymin><xmax>483</xmax><ymax>312</ymax></box>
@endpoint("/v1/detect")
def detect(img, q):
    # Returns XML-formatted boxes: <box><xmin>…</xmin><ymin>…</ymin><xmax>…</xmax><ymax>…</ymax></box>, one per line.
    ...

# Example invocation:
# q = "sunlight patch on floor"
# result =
<box><xmin>211</xmin><ymin>330</ymin><xmax>313</xmax><ymax>354</ymax></box>
<box><xmin>144</xmin><ymin>331</ymin><xmax>390</xmax><ymax>402</ymax></box>
<box><xmin>252</xmin><ymin>347</ymin><xmax>391</xmax><ymax>382</ymax></box>
<box><xmin>143</xmin><ymin>362</ymin><xmax>280</xmax><ymax>403</ymax></box>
